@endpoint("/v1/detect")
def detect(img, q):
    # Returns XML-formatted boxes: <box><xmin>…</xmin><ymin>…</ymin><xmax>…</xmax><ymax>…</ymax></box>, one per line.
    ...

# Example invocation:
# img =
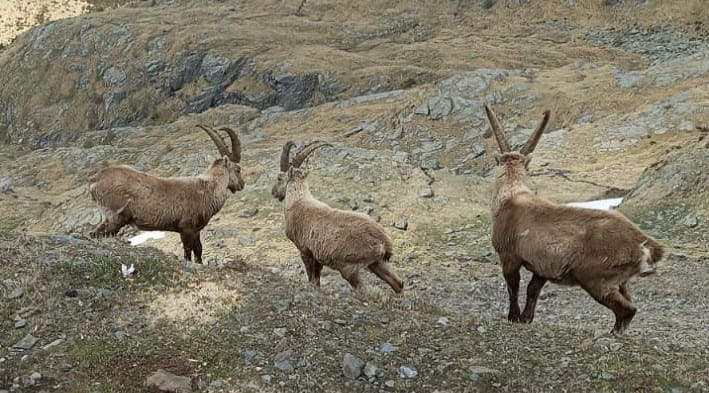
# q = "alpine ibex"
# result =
<box><xmin>271</xmin><ymin>141</ymin><xmax>404</xmax><ymax>293</ymax></box>
<box><xmin>484</xmin><ymin>104</ymin><xmax>663</xmax><ymax>334</ymax></box>
<box><xmin>89</xmin><ymin>125</ymin><xmax>245</xmax><ymax>264</ymax></box>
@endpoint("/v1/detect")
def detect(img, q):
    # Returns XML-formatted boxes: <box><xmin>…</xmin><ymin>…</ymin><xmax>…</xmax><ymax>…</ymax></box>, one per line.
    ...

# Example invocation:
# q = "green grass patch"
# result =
<box><xmin>0</xmin><ymin>216</ymin><xmax>23</xmax><ymax>235</ymax></box>
<box><xmin>48</xmin><ymin>255</ymin><xmax>180</xmax><ymax>291</ymax></box>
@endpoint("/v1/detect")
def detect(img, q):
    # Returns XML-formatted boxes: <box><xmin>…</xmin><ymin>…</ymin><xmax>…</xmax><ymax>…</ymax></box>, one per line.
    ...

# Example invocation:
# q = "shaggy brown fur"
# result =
<box><xmin>485</xmin><ymin>105</ymin><xmax>663</xmax><ymax>334</ymax></box>
<box><xmin>271</xmin><ymin>141</ymin><xmax>403</xmax><ymax>293</ymax></box>
<box><xmin>89</xmin><ymin>126</ymin><xmax>245</xmax><ymax>264</ymax></box>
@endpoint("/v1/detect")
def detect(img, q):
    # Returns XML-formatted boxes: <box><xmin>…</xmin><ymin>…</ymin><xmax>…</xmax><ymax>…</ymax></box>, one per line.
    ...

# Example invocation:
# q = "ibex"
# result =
<box><xmin>271</xmin><ymin>141</ymin><xmax>404</xmax><ymax>293</ymax></box>
<box><xmin>89</xmin><ymin>125</ymin><xmax>245</xmax><ymax>264</ymax></box>
<box><xmin>484</xmin><ymin>104</ymin><xmax>663</xmax><ymax>334</ymax></box>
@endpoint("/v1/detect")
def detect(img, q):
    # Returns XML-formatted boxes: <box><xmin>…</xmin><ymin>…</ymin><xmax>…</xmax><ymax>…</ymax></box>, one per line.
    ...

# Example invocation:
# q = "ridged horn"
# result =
<box><xmin>219</xmin><ymin>127</ymin><xmax>242</xmax><ymax>163</ymax></box>
<box><xmin>280</xmin><ymin>141</ymin><xmax>295</xmax><ymax>172</ymax></box>
<box><xmin>483</xmin><ymin>104</ymin><xmax>511</xmax><ymax>153</ymax></box>
<box><xmin>197</xmin><ymin>125</ymin><xmax>230</xmax><ymax>158</ymax></box>
<box><xmin>519</xmin><ymin>110</ymin><xmax>550</xmax><ymax>155</ymax></box>
<box><xmin>292</xmin><ymin>141</ymin><xmax>333</xmax><ymax>168</ymax></box>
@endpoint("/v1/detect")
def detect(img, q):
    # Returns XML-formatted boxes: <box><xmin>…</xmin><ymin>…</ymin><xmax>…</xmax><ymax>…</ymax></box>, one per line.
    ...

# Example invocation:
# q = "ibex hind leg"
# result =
<box><xmin>583</xmin><ymin>283</ymin><xmax>637</xmax><ymax>335</ymax></box>
<box><xmin>339</xmin><ymin>266</ymin><xmax>363</xmax><ymax>290</ymax></box>
<box><xmin>520</xmin><ymin>274</ymin><xmax>547</xmax><ymax>323</ymax></box>
<box><xmin>368</xmin><ymin>261</ymin><xmax>404</xmax><ymax>294</ymax></box>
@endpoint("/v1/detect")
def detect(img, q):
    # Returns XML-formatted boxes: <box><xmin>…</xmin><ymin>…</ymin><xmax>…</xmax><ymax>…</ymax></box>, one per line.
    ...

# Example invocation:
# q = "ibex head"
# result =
<box><xmin>271</xmin><ymin>140</ymin><xmax>332</xmax><ymax>202</ymax></box>
<box><xmin>198</xmin><ymin>125</ymin><xmax>245</xmax><ymax>193</ymax></box>
<box><xmin>484</xmin><ymin>104</ymin><xmax>550</xmax><ymax>173</ymax></box>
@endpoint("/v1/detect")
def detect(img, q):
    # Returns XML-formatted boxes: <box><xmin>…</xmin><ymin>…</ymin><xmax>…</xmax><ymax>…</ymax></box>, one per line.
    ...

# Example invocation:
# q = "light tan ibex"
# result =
<box><xmin>271</xmin><ymin>141</ymin><xmax>404</xmax><ymax>293</ymax></box>
<box><xmin>484</xmin><ymin>104</ymin><xmax>663</xmax><ymax>334</ymax></box>
<box><xmin>89</xmin><ymin>125</ymin><xmax>245</xmax><ymax>264</ymax></box>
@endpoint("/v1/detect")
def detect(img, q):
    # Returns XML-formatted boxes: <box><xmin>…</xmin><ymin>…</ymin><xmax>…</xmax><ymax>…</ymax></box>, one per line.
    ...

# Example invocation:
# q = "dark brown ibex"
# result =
<box><xmin>89</xmin><ymin>125</ymin><xmax>245</xmax><ymax>264</ymax></box>
<box><xmin>271</xmin><ymin>141</ymin><xmax>404</xmax><ymax>293</ymax></box>
<box><xmin>485</xmin><ymin>104</ymin><xmax>663</xmax><ymax>334</ymax></box>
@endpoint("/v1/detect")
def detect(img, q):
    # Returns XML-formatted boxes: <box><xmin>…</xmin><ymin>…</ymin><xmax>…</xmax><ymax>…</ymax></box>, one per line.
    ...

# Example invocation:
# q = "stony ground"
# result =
<box><xmin>0</xmin><ymin>0</ymin><xmax>708</xmax><ymax>392</ymax></box>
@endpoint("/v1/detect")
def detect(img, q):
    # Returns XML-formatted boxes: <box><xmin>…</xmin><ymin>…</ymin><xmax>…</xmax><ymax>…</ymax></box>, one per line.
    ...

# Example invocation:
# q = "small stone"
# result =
<box><xmin>362</xmin><ymin>194</ymin><xmax>374</xmax><ymax>203</ymax></box>
<box><xmin>393</xmin><ymin>218</ymin><xmax>408</xmax><ymax>230</ymax></box>
<box><xmin>261</xmin><ymin>375</ymin><xmax>272</xmax><ymax>384</ymax></box>
<box><xmin>274</xmin><ymin>351</ymin><xmax>294</xmax><ymax>374</ymax></box>
<box><xmin>684</xmin><ymin>215</ymin><xmax>699</xmax><ymax>228</ymax></box>
<box><xmin>29</xmin><ymin>372</ymin><xmax>41</xmax><ymax>381</ymax></box>
<box><xmin>114</xmin><ymin>331</ymin><xmax>127</xmax><ymax>341</ymax></box>
<box><xmin>334</xmin><ymin>319</ymin><xmax>347</xmax><ymax>325</ymax></box>
<box><xmin>65</xmin><ymin>289</ymin><xmax>78</xmax><ymax>298</ymax></box>
<box><xmin>97</xmin><ymin>288</ymin><xmax>112</xmax><ymax>297</ymax></box>
<box><xmin>273</xmin><ymin>328</ymin><xmax>287</xmax><ymax>337</ymax></box>
<box><xmin>428</xmin><ymin>96</ymin><xmax>453</xmax><ymax>120</ymax></box>
<box><xmin>384</xmin><ymin>380</ymin><xmax>395</xmax><ymax>388</ymax></box>
<box><xmin>600</xmin><ymin>371</ymin><xmax>615</xmax><ymax>380</ymax></box>
<box><xmin>469</xmin><ymin>366</ymin><xmax>499</xmax><ymax>374</ymax></box>
<box><xmin>273</xmin><ymin>299</ymin><xmax>291</xmax><ymax>312</ymax></box>
<box><xmin>437</xmin><ymin>317</ymin><xmax>449</xmax><ymax>326</ymax></box>
<box><xmin>379</xmin><ymin>342</ymin><xmax>397</xmax><ymax>353</ymax></box>
<box><xmin>42</xmin><ymin>338</ymin><xmax>64</xmax><ymax>350</ymax></box>
<box><xmin>144</xmin><ymin>369</ymin><xmax>193</xmax><ymax>393</ymax></box>
<box><xmin>21</xmin><ymin>375</ymin><xmax>35</xmax><ymax>387</ymax></box>
<box><xmin>414</xmin><ymin>103</ymin><xmax>429</xmax><ymax>116</ymax></box>
<box><xmin>7</xmin><ymin>287</ymin><xmax>24</xmax><ymax>299</ymax></box>
<box><xmin>242</xmin><ymin>350</ymin><xmax>261</xmax><ymax>364</ymax></box>
<box><xmin>398</xmin><ymin>366</ymin><xmax>418</xmax><ymax>378</ymax></box>
<box><xmin>609</xmin><ymin>342</ymin><xmax>623</xmax><ymax>351</ymax></box>
<box><xmin>239</xmin><ymin>208</ymin><xmax>259</xmax><ymax>218</ymax></box>
<box><xmin>479</xmin><ymin>0</ymin><xmax>497</xmax><ymax>9</ymax></box>
<box><xmin>275</xmin><ymin>359</ymin><xmax>294</xmax><ymax>374</ymax></box>
<box><xmin>476</xmin><ymin>325</ymin><xmax>487</xmax><ymax>333</ymax></box>
<box><xmin>13</xmin><ymin>334</ymin><xmax>38</xmax><ymax>350</ymax></box>
<box><xmin>342</xmin><ymin>353</ymin><xmax>365</xmax><ymax>379</ymax></box>
<box><xmin>419</xmin><ymin>158</ymin><xmax>442</xmax><ymax>170</ymax></box>
<box><xmin>419</xmin><ymin>187</ymin><xmax>434</xmax><ymax>198</ymax></box>
<box><xmin>209</xmin><ymin>379</ymin><xmax>222</xmax><ymax>389</ymax></box>
<box><xmin>14</xmin><ymin>319</ymin><xmax>27</xmax><ymax>329</ymax></box>
<box><xmin>363</xmin><ymin>362</ymin><xmax>378</xmax><ymax>378</ymax></box>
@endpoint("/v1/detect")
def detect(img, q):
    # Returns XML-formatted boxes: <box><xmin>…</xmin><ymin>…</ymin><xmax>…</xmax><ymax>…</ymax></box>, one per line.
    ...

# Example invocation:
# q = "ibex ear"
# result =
<box><xmin>222</xmin><ymin>155</ymin><xmax>231</xmax><ymax>167</ymax></box>
<box><xmin>524</xmin><ymin>154</ymin><xmax>533</xmax><ymax>169</ymax></box>
<box><xmin>287</xmin><ymin>166</ymin><xmax>295</xmax><ymax>178</ymax></box>
<box><xmin>493</xmin><ymin>153</ymin><xmax>501</xmax><ymax>165</ymax></box>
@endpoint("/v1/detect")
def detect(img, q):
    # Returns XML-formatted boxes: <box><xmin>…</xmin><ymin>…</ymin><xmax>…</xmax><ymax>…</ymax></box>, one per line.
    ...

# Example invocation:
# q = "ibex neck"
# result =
<box><xmin>285</xmin><ymin>179</ymin><xmax>312</xmax><ymax>209</ymax></box>
<box><xmin>492</xmin><ymin>174</ymin><xmax>532</xmax><ymax>215</ymax></box>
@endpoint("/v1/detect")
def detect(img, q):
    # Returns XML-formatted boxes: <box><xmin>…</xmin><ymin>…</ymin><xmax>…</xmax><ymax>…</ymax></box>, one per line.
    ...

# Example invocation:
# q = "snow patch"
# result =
<box><xmin>566</xmin><ymin>197</ymin><xmax>623</xmax><ymax>210</ymax></box>
<box><xmin>129</xmin><ymin>231</ymin><xmax>166</xmax><ymax>246</ymax></box>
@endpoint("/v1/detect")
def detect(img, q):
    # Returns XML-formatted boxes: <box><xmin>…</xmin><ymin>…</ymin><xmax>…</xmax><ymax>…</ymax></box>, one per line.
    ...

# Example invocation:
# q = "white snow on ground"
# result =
<box><xmin>129</xmin><ymin>231</ymin><xmax>166</xmax><ymax>245</ymax></box>
<box><xmin>566</xmin><ymin>197</ymin><xmax>623</xmax><ymax>210</ymax></box>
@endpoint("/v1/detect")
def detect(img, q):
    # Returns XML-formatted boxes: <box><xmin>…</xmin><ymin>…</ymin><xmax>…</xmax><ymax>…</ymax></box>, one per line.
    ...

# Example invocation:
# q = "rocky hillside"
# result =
<box><xmin>0</xmin><ymin>0</ymin><xmax>708</xmax><ymax>392</ymax></box>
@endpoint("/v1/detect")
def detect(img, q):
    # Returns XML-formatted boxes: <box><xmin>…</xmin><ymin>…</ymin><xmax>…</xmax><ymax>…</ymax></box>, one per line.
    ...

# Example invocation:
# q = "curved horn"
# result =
<box><xmin>197</xmin><ymin>125</ymin><xmax>230</xmax><ymax>157</ymax></box>
<box><xmin>519</xmin><ymin>110</ymin><xmax>550</xmax><ymax>155</ymax></box>
<box><xmin>280</xmin><ymin>141</ymin><xmax>295</xmax><ymax>172</ymax></box>
<box><xmin>292</xmin><ymin>141</ymin><xmax>333</xmax><ymax>168</ymax></box>
<box><xmin>484</xmin><ymin>104</ymin><xmax>511</xmax><ymax>153</ymax></box>
<box><xmin>219</xmin><ymin>127</ymin><xmax>242</xmax><ymax>163</ymax></box>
